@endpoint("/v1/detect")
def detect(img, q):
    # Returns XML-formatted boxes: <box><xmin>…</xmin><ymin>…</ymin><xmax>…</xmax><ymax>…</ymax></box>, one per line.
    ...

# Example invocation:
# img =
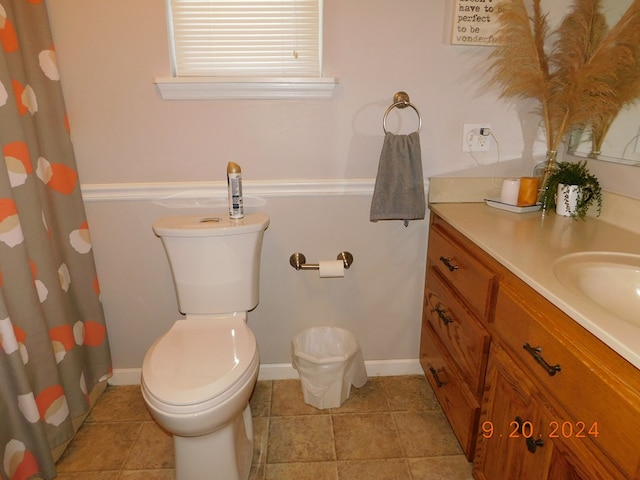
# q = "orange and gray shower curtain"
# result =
<box><xmin>0</xmin><ymin>1</ymin><xmax>112</xmax><ymax>479</ymax></box>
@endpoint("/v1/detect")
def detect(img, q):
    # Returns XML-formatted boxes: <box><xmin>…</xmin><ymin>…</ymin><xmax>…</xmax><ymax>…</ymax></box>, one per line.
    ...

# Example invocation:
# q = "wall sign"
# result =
<box><xmin>450</xmin><ymin>0</ymin><xmax>500</xmax><ymax>46</ymax></box>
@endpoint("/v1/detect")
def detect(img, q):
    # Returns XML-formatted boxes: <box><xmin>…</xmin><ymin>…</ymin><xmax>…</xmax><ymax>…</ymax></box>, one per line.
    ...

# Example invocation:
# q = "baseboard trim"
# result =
<box><xmin>109</xmin><ymin>359</ymin><xmax>423</xmax><ymax>386</ymax></box>
<box><xmin>108</xmin><ymin>368</ymin><xmax>142</xmax><ymax>386</ymax></box>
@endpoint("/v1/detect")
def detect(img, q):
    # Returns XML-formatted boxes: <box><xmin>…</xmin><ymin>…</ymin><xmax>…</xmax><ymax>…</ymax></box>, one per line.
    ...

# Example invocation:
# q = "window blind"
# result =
<box><xmin>167</xmin><ymin>0</ymin><xmax>321</xmax><ymax>77</ymax></box>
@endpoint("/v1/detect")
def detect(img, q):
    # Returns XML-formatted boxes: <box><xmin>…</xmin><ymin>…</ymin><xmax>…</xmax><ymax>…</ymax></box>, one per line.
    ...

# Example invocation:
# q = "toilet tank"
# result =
<box><xmin>153</xmin><ymin>213</ymin><xmax>270</xmax><ymax>315</ymax></box>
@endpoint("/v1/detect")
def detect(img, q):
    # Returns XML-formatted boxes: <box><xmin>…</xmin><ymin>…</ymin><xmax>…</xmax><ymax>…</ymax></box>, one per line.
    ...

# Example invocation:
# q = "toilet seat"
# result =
<box><xmin>142</xmin><ymin>316</ymin><xmax>257</xmax><ymax>408</ymax></box>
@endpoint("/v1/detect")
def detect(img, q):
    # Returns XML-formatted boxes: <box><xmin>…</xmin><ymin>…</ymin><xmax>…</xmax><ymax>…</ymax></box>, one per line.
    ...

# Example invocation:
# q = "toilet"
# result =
<box><xmin>141</xmin><ymin>213</ymin><xmax>269</xmax><ymax>480</ymax></box>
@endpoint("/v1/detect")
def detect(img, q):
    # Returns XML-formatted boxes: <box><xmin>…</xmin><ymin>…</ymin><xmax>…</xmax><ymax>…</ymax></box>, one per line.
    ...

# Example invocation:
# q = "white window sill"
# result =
<box><xmin>154</xmin><ymin>77</ymin><xmax>338</xmax><ymax>100</ymax></box>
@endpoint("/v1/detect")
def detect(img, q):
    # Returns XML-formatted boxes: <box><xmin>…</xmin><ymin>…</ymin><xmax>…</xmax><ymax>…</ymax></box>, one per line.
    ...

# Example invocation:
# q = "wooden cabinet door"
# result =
<box><xmin>474</xmin><ymin>345</ymin><xmax>553</xmax><ymax>480</ymax></box>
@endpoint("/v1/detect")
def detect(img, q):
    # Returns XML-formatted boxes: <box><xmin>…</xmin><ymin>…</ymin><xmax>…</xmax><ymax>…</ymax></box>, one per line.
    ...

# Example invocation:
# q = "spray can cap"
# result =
<box><xmin>227</xmin><ymin>162</ymin><xmax>242</xmax><ymax>174</ymax></box>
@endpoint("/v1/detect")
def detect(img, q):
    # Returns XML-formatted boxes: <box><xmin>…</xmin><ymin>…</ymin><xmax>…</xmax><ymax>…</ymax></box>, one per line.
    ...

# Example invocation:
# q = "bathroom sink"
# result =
<box><xmin>553</xmin><ymin>252</ymin><xmax>640</xmax><ymax>327</ymax></box>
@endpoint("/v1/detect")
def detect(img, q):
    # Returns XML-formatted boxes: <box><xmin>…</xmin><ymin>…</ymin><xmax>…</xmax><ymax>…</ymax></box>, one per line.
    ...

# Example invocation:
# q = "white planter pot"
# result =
<box><xmin>556</xmin><ymin>183</ymin><xmax>581</xmax><ymax>216</ymax></box>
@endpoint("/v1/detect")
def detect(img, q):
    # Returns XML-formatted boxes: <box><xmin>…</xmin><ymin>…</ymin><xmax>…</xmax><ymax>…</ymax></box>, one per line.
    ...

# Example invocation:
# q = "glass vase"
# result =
<box><xmin>536</xmin><ymin>150</ymin><xmax>558</xmax><ymax>210</ymax></box>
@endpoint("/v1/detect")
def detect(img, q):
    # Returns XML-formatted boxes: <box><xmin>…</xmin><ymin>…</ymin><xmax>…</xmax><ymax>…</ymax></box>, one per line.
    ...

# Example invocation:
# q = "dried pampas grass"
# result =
<box><xmin>488</xmin><ymin>0</ymin><xmax>640</xmax><ymax>154</ymax></box>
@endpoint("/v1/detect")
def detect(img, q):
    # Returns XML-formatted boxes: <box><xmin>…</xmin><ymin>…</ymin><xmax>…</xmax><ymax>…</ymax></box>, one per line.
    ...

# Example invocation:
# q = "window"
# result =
<box><xmin>155</xmin><ymin>0</ymin><xmax>337</xmax><ymax>100</ymax></box>
<box><xmin>169</xmin><ymin>0</ymin><xmax>321</xmax><ymax>77</ymax></box>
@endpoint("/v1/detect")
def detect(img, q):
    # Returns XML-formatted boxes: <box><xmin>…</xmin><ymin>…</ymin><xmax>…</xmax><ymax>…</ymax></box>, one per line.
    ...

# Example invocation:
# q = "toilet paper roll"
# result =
<box><xmin>319</xmin><ymin>260</ymin><xmax>345</xmax><ymax>278</ymax></box>
<box><xmin>500</xmin><ymin>178</ymin><xmax>521</xmax><ymax>206</ymax></box>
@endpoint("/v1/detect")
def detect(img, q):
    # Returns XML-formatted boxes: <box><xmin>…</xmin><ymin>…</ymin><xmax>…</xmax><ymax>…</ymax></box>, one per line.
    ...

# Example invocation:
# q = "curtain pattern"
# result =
<box><xmin>0</xmin><ymin>1</ymin><xmax>112</xmax><ymax>479</ymax></box>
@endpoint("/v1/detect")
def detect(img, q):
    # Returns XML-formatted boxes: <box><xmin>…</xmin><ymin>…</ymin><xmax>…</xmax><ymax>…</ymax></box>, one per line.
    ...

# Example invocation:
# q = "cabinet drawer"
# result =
<box><xmin>427</xmin><ymin>226</ymin><xmax>495</xmax><ymax>320</ymax></box>
<box><xmin>424</xmin><ymin>268</ymin><xmax>490</xmax><ymax>398</ymax></box>
<box><xmin>420</xmin><ymin>322</ymin><xmax>479</xmax><ymax>461</ymax></box>
<box><xmin>493</xmin><ymin>282</ymin><xmax>640</xmax><ymax>478</ymax></box>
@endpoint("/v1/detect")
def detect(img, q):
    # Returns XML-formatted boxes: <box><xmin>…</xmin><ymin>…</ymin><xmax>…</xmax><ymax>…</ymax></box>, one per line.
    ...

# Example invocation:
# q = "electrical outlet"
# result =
<box><xmin>462</xmin><ymin>123</ymin><xmax>491</xmax><ymax>152</ymax></box>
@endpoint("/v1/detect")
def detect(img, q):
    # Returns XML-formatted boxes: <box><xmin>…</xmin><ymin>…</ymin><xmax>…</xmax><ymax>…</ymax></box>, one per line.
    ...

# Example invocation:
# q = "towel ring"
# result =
<box><xmin>382</xmin><ymin>91</ymin><xmax>422</xmax><ymax>134</ymax></box>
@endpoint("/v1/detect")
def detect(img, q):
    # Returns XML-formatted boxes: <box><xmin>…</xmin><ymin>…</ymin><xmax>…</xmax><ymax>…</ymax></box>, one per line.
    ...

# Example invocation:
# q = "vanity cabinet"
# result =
<box><xmin>475</xmin><ymin>343</ymin><xmax>621</xmax><ymax>480</ymax></box>
<box><xmin>419</xmin><ymin>214</ymin><xmax>495</xmax><ymax>460</ymax></box>
<box><xmin>421</xmin><ymin>211</ymin><xmax>640</xmax><ymax>479</ymax></box>
<box><xmin>474</xmin><ymin>273</ymin><xmax>640</xmax><ymax>479</ymax></box>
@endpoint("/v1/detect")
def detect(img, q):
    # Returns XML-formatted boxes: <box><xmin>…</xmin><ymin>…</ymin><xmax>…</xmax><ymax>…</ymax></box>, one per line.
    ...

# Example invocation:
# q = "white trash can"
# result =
<box><xmin>291</xmin><ymin>326</ymin><xmax>368</xmax><ymax>409</ymax></box>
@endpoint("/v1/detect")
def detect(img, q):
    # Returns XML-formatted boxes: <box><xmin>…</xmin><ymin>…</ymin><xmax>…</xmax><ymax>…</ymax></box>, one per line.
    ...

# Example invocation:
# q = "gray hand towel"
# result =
<box><xmin>370</xmin><ymin>131</ymin><xmax>426</xmax><ymax>226</ymax></box>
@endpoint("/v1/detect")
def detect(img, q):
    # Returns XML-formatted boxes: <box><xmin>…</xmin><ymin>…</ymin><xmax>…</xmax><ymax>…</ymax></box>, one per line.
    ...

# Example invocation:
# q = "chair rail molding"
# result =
<box><xmin>80</xmin><ymin>179</ymin><xmax>385</xmax><ymax>202</ymax></box>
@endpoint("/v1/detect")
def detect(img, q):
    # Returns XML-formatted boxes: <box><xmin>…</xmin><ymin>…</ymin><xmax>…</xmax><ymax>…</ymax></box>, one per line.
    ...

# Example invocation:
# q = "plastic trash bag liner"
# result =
<box><xmin>291</xmin><ymin>326</ymin><xmax>368</xmax><ymax>409</ymax></box>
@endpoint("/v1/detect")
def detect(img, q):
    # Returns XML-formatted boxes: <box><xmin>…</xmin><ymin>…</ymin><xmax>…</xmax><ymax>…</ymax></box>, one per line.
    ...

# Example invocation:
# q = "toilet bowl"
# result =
<box><xmin>141</xmin><ymin>213</ymin><xmax>269</xmax><ymax>480</ymax></box>
<box><xmin>141</xmin><ymin>316</ymin><xmax>259</xmax><ymax>479</ymax></box>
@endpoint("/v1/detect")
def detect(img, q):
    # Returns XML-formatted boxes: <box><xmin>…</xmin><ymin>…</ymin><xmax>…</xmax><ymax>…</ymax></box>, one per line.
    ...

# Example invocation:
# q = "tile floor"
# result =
<box><xmin>54</xmin><ymin>375</ymin><xmax>473</xmax><ymax>480</ymax></box>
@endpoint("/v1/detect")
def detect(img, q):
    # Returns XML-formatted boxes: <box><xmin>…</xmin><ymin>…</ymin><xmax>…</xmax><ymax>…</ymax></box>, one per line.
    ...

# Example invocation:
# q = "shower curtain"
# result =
<box><xmin>0</xmin><ymin>1</ymin><xmax>112</xmax><ymax>479</ymax></box>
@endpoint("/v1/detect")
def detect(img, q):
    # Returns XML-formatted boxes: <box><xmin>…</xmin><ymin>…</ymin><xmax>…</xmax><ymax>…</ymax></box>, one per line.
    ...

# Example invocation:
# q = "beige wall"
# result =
<box><xmin>46</xmin><ymin>0</ymin><xmax>640</xmax><ymax>375</ymax></box>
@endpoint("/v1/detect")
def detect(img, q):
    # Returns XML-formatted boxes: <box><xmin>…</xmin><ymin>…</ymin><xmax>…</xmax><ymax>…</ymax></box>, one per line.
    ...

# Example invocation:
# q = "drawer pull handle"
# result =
<box><xmin>514</xmin><ymin>417</ymin><xmax>545</xmax><ymax>454</ymax></box>
<box><xmin>523</xmin><ymin>343</ymin><xmax>561</xmax><ymax>376</ymax></box>
<box><xmin>439</xmin><ymin>256</ymin><xmax>459</xmax><ymax>272</ymax></box>
<box><xmin>526</xmin><ymin>436</ymin><xmax>545</xmax><ymax>454</ymax></box>
<box><xmin>434</xmin><ymin>305</ymin><xmax>453</xmax><ymax>325</ymax></box>
<box><xmin>428</xmin><ymin>366</ymin><xmax>447</xmax><ymax>388</ymax></box>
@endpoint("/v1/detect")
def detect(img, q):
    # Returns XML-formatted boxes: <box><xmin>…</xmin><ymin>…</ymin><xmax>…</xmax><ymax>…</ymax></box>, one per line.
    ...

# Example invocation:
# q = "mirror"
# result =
<box><xmin>566</xmin><ymin>1</ymin><xmax>640</xmax><ymax>166</ymax></box>
<box><xmin>568</xmin><ymin>112</ymin><xmax>640</xmax><ymax>166</ymax></box>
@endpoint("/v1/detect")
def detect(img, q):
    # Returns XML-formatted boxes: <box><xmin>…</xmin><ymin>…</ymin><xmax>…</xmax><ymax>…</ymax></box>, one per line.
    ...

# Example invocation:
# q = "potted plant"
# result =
<box><xmin>540</xmin><ymin>160</ymin><xmax>602</xmax><ymax>220</ymax></box>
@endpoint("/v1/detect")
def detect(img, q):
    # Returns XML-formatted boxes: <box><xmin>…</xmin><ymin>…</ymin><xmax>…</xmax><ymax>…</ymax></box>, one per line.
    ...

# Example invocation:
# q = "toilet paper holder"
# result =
<box><xmin>289</xmin><ymin>252</ymin><xmax>354</xmax><ymax>271</ymax></box>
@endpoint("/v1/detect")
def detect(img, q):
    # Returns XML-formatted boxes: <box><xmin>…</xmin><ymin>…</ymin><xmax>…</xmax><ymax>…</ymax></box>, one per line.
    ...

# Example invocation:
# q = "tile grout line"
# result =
<box><xmin>381</xmin><ymin>376</ymin><xmax>415</xmax><ymax>478</ymax></box>
<box><xmin>260</xmin><ymin>379</ymin><xmax>273</xmax><ymax>473</ymax></box>
<box><xmin>328</xmin><ymin>407</ymin><xmax>338</xmax><ymax>471</ymax></box>
<box><xmin>117</xmin><ymin>420</ymin><xmax>146</xmax><ymax>479</ymax></box>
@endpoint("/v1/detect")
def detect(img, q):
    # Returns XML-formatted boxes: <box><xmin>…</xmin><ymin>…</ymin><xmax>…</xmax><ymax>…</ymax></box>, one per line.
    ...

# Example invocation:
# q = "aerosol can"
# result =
<box><xmin>227</xmin><ymin>162</ymin><xmax>244</xmax><ymax>219</ymax></box>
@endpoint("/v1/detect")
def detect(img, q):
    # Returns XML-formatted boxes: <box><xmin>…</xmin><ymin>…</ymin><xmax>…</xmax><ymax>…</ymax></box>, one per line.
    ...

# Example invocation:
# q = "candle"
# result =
<box><xmin>500</xmin><ymin>178</ymin><xmax>520</xmax><ymax>205</ymax></box>
<box><xmin>517</xmin><ymin>177</ymin><xmax>540</xmax><ymax>206</ymax></box>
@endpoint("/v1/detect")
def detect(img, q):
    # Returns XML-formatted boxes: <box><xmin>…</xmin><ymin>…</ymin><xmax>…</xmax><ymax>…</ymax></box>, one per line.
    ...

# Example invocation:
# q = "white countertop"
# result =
<box><xmin>429</xmin><ymin>201</ymin><xmax>640</xmax><ymax>370</ymax></box>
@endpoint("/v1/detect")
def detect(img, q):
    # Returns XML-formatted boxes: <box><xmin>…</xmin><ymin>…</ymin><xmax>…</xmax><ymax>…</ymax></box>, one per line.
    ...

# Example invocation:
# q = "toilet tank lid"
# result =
<box><xmin>153</xmin><ymin>213</ymin><xmax>269</xmax><ymax>237</ymax></box>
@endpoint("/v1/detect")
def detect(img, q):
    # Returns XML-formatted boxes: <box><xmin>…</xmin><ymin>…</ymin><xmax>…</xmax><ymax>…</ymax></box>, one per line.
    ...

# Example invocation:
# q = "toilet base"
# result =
<box><xmin>174</xmin><ymin>403</ymin><xmax>254</xmax><ymax>480</ymax></box>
